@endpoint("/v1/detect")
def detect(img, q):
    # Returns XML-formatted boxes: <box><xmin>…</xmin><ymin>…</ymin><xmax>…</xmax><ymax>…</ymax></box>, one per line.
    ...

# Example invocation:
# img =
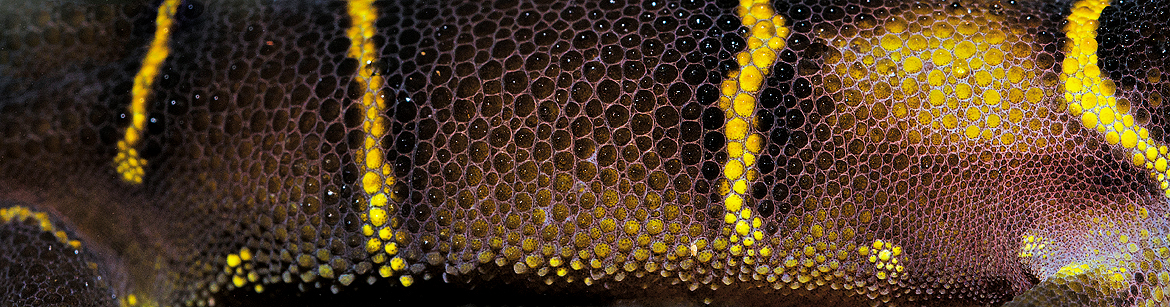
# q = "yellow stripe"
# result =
<box><xmin>1</xmin><ymin>205</ymin><xmax>82</xmax><ymax>250</ymax></box>
<box><xmin>717</xmin><ymin>0</ymin><xmax>788</xmax><ymax>253</ymax></box>
<box><xmin>114</xmin><ymin>0</ymin><xmax>181</xmax><ymax>184</ymax></box>
<box><xmin>345</xmin><ymin>0</ymin><xmax>406</xmax><ymax>285</ymax></box>
<box><xmin>1060</xmin><ymin>0</ymin><xmax>1170</xmax><ymax>197</ymax></box>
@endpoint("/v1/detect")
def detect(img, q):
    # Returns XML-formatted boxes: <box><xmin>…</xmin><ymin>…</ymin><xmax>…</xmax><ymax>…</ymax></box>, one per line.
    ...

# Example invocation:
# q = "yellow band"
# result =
<box><xmin>114</xmin><ymin>0</ymin><xmax>182</xmax><ymax>184</ymax></box>
<box><xmin>1060</xmin><ymin>0</ymin><xmax>1170</xmax><ymax>197</ymax></box>
<box><xmin>717</xmin><ymin>0</ymin><xmax>789</xmax><ymax>251</ymax></box>
<box><xmin>345</xmin><ymin>0</ymin><xmax>408</xmax><ymax>286</ymax></box>
<box><xmin>1</xmin><ymin>205</ymin><xmax>81</xmax><ymax>250</ymax></box>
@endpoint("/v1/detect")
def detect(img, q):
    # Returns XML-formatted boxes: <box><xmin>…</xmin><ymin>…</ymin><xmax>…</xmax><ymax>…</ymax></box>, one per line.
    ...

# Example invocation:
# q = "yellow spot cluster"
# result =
<box><xmin>1018</xmin><ymin>234</ymin><xmax>1053</xmax><ymax>259</ymax></box>
<box><xmin>861</xmin><ymin>239</ymin><xmax>904</xmax><ymax>280</ymax></box>
<box><xmin>1060</xmin><ymin>0</ymin><xmax>1170</xmax><ymax>198</ymax></box>
<box><xmin>114</xmin><ymin>0</ymin><xmax>181</xmax><ymax>184</ymax></box>
<box><xmin>221</xmin><ymin>247</ymin><xmax>263</xmax><ymax>293</ymax></box>
<box><xmin>345</xmin><ymin>0</ymin><xmax>409</xmax><ymax>286</ymax></box>
<box><xmin>716</xmin><ymin>0</ymin><xmax>788</xmax><ymax>253</ymax></box>
<box><xmin>0</xmin><ymin>205</ymin><xmax>81</xmax><ymax>250</ymax></box>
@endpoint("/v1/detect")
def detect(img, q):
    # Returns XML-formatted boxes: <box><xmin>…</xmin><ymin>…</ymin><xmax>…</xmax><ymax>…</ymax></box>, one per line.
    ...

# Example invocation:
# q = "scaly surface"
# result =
<box><xmin>1</xmin><ymin>0</ymin><xmax>1170</xmax><ymax>306</ymax></box>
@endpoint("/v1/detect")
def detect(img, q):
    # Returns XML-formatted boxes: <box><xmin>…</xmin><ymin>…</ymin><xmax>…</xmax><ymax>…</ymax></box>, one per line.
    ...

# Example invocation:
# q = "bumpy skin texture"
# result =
<box><xmin>1</xmin><ymin>0</ymin><xmax>1170</xmax><ymax>306</ymax></box>
<box><xmin>0</xmin><ymin>201</ymin><xmax>113</xmax><ymax>307</ymax></box>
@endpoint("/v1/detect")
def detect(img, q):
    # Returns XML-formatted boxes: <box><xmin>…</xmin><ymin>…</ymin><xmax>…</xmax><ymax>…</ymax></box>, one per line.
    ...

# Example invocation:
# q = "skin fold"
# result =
<box><xmin>1</xmin><ymin>0</ymin><xmax>1169</xmax><ymax>306</ymax></box>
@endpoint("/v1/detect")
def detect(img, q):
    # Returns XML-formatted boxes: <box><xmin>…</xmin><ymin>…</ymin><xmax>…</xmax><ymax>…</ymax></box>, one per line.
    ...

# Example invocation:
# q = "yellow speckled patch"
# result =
<box><xmin>1018</xmin><ymin>234</ymin><xmax>1053</xmax><ymax>259</ymax></box>
<box><xmin>863</xmin><ymin>239</ymin><xmax>905</xmax><ymax>280</ymax></box>
<box><xmin>716</xmin><ymin>0</ymin><xmax>788</xmax><ymax>254</ymax></box>
<box><xmin>834</xmin><ymin>1</ymin><xmax>1065</xmax><ymax>151</ymax></box>
<box><xmin>114</xmin><ymin>0</ymin><xmax>181</xmax><ymax>184</ymax></box>
<box><xmin>345</xmin><ymin>0</ymin><xmax>407</xmax><ymax>286</ymax></box>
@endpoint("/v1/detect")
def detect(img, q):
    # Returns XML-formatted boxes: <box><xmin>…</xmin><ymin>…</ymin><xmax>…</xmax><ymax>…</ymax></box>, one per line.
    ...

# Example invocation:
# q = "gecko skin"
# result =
<box><xmin>2</xmin><ymin>0</ymin><xmax>1170</xmax><ymax>306</ymax></box>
